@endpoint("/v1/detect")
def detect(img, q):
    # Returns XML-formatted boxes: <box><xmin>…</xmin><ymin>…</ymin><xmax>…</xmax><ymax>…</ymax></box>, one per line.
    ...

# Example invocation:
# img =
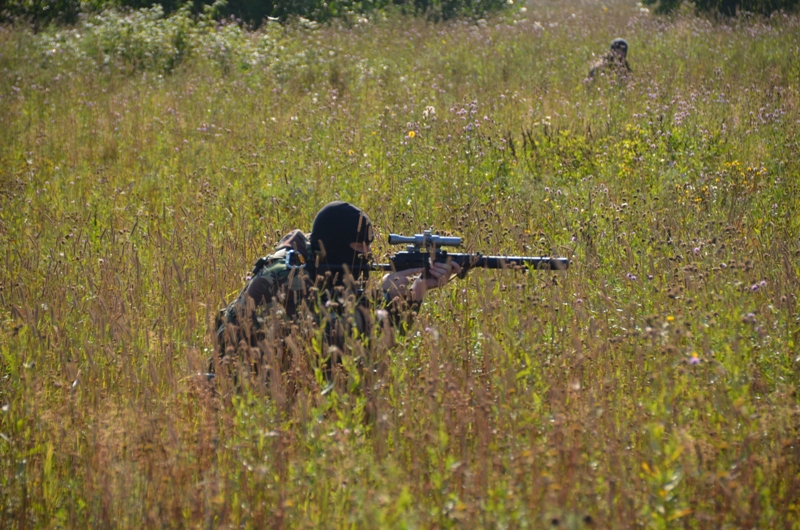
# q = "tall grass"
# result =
<box><xmin>1</xmin><ymin>0</ymin><xmax>799</xmax><ymax>527</ymax></box>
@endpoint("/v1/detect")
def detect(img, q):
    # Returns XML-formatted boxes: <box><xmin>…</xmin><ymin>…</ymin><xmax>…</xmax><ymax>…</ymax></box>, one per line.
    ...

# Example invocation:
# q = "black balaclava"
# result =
<box><xmin>310</xmin><ymin>201</ymin><xmax>374</xmax><ymax>282</ymax></box>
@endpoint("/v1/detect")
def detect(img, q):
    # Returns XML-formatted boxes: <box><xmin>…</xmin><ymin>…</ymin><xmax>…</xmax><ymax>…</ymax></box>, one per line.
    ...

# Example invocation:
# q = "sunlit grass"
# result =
<box><xmin>1</xmin><ymin>0</ymin><xmax>799</xmax><ymax>527</ymax></box>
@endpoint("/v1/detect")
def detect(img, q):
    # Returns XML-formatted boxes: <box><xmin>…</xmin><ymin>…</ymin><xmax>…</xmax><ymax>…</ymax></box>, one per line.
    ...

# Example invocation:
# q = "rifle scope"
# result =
<box><xmin>388</xmin><ymin>230</ymin><xmax>462</xmax><ymax>248</ymax></box>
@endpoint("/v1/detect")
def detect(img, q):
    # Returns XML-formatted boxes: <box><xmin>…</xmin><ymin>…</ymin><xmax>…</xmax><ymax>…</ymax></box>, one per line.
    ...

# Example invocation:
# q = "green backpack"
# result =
<box><xmin>214</xmin><ymin>229</ymin><xmax>313</xmax><ymax>352</ymax></box>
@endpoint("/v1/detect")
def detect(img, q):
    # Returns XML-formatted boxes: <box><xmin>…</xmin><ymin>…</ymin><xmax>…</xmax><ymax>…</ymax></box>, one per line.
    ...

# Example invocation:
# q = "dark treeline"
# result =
<box><xmin>3</xmin><ymin>0</ymin><xmax>797</xmax><ymax>28</ymax></box>
<box><xmin>0</xmin><ymin>0</ymin><xmax>511</xmax><ymax>28</ymax></box>
<box><xmin>643</xmin><ymin>0</ymin><xmax>798</xmax><ymax>15</ymax></box>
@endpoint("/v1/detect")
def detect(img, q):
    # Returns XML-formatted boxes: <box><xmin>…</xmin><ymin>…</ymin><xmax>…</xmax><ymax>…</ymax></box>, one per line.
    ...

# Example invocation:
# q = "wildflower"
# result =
<box><xmin>407</xmin><ymin>131</ymin><xmax>416</xmax><ymax>138</ymax></box>
<box><xmin>425</xmin><ymin>327</ymin><xmax>440</xmax><ymax>340</ymax></box>
<box><xmin>626</xmin><ymin>273</ymin><xmax>637</xmax><ymax>281</ymax></box>
<box><xmin>666</xmin><ymin>315</ymin><xmax>675</xmax><ymax>322</ymax></box>
<box><xmin>689</xmin><ymin>352</ymin><xmax>701</xmax><ymax>365</ymax></box>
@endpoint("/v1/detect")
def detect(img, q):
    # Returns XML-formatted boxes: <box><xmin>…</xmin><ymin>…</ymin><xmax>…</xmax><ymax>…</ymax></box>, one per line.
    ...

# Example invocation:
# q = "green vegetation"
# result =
<box><xmin>3</xmin><ymin>0</ymin><xmax>796</xmax><ymax>27</ymax></box>
<box><xmin>643</xmin><ymin>0</ymin><xmax>799</xmax><ymax>16</ymax></box>
<box><xmin>1</xmin><ymin>0</ymin><xmax>513</xmax><ymax>28</ymax></box>
<box><xmin>1</xmin><ymin>0</ymin><xmax>799</xmax><ymax>526</ymax></box>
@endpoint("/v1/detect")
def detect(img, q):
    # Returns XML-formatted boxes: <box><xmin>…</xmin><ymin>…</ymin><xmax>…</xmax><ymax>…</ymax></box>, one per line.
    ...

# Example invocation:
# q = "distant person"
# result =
<box><xmin>588</xmin><ymin>38</ymin><xmax>631</xmax><ymax>80</ymax></box>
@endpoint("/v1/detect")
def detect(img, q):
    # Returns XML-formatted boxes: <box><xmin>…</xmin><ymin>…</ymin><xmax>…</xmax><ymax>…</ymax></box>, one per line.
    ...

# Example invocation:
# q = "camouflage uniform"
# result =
<box><xmin>213</xmin><ymin>202</ymin><xmax>425</xmax><ymax>387</ymax></box>
<box><xmin>588</xmin><ymin>38</ymin><xmax>631</xmax><ymax>80</ymax></box>
<box><xmin>213</xmin><ymin>230</ymin><xmax>385</xmax><ymax>379</ymax></box>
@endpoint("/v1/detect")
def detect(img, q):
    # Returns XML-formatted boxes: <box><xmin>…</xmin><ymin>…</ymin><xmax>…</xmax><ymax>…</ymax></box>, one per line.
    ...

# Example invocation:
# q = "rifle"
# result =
<box><xmin>287</xmin><ymin>230</ymin><xmax>569</xmax><ymax>276</ymax></box>
<box><xmin>381</xmin><ymin>230</ymin><xmax>568</xmax><ymax>275</ymax></box>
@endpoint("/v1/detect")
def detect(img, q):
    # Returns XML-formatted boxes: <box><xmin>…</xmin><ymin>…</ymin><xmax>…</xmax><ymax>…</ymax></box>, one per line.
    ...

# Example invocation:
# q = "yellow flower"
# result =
<box><xmin>666</xmin><ymin>316</ymin><xmax>675</xmax><ymax>322</ymax></box>
<box><xmin>348</xmin><ymin>149</ymin><xmax>354</xmax><ymax>155</ymax></box>
<box><xmin>407</xmin><ymin>131</ymin><xmax>416</xmax><ymax>138</ymax></box>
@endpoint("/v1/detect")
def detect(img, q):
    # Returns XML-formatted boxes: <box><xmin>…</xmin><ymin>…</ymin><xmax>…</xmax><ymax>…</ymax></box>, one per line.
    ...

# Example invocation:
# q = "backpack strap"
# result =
<box><xmin>274</xmin><ymin>229</ymin><xmax>310</xmax><ymax>261</ymax></box>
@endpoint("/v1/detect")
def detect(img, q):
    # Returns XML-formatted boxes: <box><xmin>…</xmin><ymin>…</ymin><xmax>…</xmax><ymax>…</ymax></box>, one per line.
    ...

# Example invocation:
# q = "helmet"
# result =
<box><xmin>611</xmin><ymin>38</ymin><xmax>629</xmax><ymax>56</ymax></box>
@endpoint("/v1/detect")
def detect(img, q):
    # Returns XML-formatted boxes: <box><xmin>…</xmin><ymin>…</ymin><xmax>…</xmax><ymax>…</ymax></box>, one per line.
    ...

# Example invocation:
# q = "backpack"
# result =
<box><xmin>214</xmin><ymin>229</ymin><xmax>313</xmax><ymax>354</ymax></box>
<box><xmin>211</xmin><ymin>229</ymin><xmax>377</xmax><ymax>380</ymax></box>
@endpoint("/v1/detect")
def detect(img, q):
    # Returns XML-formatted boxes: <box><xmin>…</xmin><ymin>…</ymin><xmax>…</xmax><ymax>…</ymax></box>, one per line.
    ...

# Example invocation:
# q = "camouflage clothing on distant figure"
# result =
<box><xmin>588</xmin><ymin>38</ymin><xmax>631</xmax><ymax>80</ymax></box>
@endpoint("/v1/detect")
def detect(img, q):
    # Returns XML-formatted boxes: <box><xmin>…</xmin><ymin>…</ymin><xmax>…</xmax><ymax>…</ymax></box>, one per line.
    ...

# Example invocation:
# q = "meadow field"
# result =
<box><xmin>1</xmin><ymin>0</ymin><xmax>799</xmax><ymax>527</ymax></box>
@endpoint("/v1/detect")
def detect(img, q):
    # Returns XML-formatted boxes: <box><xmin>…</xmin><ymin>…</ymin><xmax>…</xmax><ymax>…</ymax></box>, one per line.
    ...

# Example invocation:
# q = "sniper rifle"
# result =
<box><xmin>285</xmin><ymin>230</ymin><xmax>569</xmax><ymax>276</ymax></box>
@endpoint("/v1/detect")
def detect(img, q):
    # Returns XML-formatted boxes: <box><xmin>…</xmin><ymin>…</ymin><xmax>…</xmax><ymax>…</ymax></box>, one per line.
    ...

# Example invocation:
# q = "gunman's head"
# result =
<box><xmin>310</xmin><ymin>201</ymin><xmax>374</xmax><ymax>280</ymax></box>
<box><xmin>610</xmin><ymin>38</ymin><xmax>629</xmax><ymax>58</ymax></box>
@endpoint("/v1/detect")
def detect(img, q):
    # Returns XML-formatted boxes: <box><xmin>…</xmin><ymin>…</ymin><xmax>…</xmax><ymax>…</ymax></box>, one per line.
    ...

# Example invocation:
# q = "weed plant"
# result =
<box><xmin>1</xmin><ymin>0</ymin><xmax>799</xmax><ymax>527</ymax></box>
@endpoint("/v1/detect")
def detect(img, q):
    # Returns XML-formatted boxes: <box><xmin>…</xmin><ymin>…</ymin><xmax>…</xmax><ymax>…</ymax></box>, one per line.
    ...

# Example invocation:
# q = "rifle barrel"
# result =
<box><xmin>315</xmin><ymin>257</ymin><xmax>568</xmax><ymax>273</ymax></box>
<box><xmin>455</xmin><ymin>254</ymin><xmax>569</xmax><ymax>271</ymax></box>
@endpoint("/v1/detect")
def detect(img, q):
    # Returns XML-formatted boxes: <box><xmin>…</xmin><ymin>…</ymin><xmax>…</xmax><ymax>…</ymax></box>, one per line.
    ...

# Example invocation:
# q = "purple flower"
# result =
<box><xmin>425</xmin><ymin>327</ymin><xmax>440</xmax><ymax>340</ymax></box>
<box><xmin>626</xmin><ymin>273</ymin><xmax>637</xmax><ymax>281</ymax></box>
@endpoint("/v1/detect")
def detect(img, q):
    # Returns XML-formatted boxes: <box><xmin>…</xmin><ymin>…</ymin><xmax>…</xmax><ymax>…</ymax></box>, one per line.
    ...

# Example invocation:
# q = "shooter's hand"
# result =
<box><xmin>382</xmin><ymin>261</ymin><xmax>462</xmax><ymax>303</ymax></box>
